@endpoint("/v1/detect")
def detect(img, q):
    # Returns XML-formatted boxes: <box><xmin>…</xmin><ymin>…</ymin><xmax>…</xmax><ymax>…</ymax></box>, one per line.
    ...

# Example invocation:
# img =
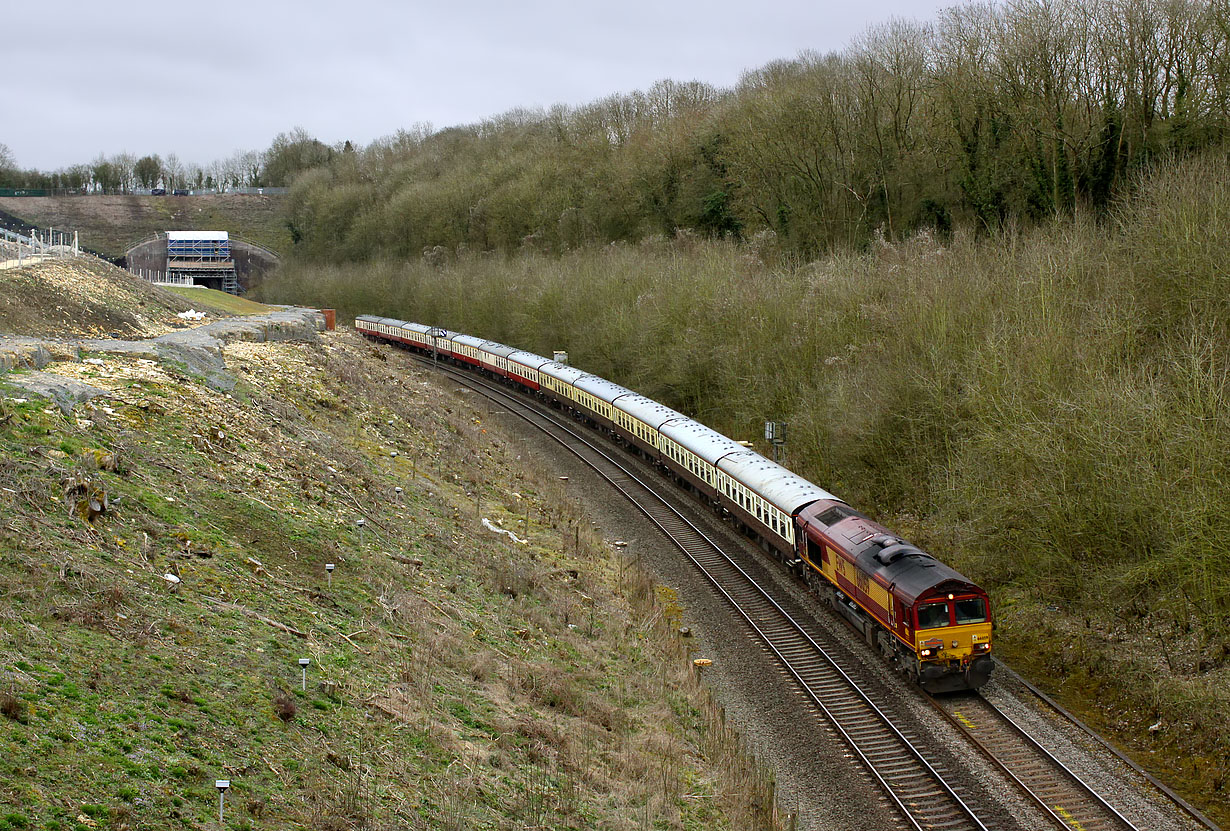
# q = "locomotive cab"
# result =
<box><xmin>911</xmin><ymin>588</ymin><xmax>993</xmax><ymax>693</ymax></box>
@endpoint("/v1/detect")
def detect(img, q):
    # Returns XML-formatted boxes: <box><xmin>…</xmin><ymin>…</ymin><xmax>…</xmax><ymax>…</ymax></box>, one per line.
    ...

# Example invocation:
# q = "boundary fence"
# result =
<box><xmin>127</xmin><ymin>266</ymin><xmax>193</xmax><ymax>286</ymax></box>
<box><xmin>0</xmin><ymin>226</ymin><xmax>81</xmax><ymax>269</ymax></box>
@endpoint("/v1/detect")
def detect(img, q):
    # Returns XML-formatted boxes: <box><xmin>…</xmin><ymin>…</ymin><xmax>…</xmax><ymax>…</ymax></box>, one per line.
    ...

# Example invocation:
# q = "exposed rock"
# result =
<box><xmin>6</xmin><ymin>371</ymin><xmax>110</xmax><ymax>414</ymax></box>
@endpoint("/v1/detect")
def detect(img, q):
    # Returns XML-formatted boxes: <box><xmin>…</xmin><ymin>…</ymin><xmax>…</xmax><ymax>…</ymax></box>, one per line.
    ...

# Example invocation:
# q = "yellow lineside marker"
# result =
<box><xmin>953</xmin><ymin>711</ymin><xmax>978</xmax><ymax>730</ymax></box>
<box><xmin>693</xmin><ymin>658</ymin><xmax>713</xmax><ymax>668</ymax></box>
<box><xmin>1053</xmin><ymin>804</ymin><xmax>1086</xmax><ymax>830</ymax></box>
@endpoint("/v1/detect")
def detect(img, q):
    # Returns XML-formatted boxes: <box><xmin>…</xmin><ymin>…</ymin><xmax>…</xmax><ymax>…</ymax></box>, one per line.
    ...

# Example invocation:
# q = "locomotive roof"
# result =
<box><xmin>538</xmin><ymin>362</ymin><xmax>590</xmax><ymax>386</ymax></box>
<box><xmin>659</xmin><ymin>419</ymin><xmax>746</xmax><ymax>464</ymax></box>
<box><xmin>574</xmin><ymin>374</ymin><xmax>635</xmax><ymax>404</ymax></box>
<box><xmin>800</xmin><ymin>505</ymin><xmax>982</xmax><ymax>604</ymax></box>
<box><xmin>614</xmin><ymin>395</ymin><xmax>689</xmax><ymax>431</ymax></box>
<box><xmin>719</xmin><ymin>450</ymin><xmax>840</xmax><ymax>515</ymax></box>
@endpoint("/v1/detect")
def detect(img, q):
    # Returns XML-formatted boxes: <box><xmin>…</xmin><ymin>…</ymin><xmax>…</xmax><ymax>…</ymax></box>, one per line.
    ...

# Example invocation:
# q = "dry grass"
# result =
<box><xmin>0</xmin><ymin>323</ymin><xmax>784</xmax><ymax>829</ymax></box>
<box><xmin>0</xmin><ymin>257</ymin><xmax>198</xmax><ymax>337</ymax></box>
<box><xmin>259</xmin><ymin>149</ymin><xmax>1230</xmax><ymax>824</ymax></box>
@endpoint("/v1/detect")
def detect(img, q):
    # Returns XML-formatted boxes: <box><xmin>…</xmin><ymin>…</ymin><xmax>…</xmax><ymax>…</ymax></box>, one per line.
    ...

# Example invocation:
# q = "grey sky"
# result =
<box><xmin>9</xmin><ymin>0</ymin><xmax>954</xmax><ymax>171</ymax></box>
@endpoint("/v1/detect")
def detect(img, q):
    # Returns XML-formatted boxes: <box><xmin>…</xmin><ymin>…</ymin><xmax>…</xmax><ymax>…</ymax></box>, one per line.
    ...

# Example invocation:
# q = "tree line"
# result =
<box><xmin>279</xmin><ymin>0</ymin><xmax>1230</xmax><ymax>260</ymax></box>
<box><xmin>0</xmin><ymin>129</ymin><xmax>341</xmax><ymax>194</ymax></box>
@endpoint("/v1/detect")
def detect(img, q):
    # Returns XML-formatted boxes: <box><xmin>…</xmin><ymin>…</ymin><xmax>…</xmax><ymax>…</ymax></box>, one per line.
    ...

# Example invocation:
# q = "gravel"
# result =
<box><xmin>981</xmin><ymin>670</ymin><xmax>1208</xmax><ymax>831</ymax></box>
<box><xmin>464</xmin><ymin>381</ymin><xmax>1218</xmax><ymax>831</ymax></box>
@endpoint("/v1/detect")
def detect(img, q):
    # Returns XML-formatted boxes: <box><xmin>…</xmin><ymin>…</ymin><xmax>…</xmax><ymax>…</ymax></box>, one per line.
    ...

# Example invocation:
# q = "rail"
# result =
<box><xmin>414</xmin><ymin>353</ymin><xmax>991</xmax><ymax>831</ymax></box>
<box><xmin>932</xmin><ymin>693</ymin><xmax>1140</xmax><ymax>831</ymax></box>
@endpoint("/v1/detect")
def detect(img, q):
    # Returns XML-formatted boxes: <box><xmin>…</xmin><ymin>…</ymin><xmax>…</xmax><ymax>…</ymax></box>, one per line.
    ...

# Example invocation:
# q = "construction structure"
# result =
<box><xmin>0</xmin><ymin>227</ymin><xmax>81</xmax><ymax>270</ymax></box>
<box><xmin>166</xmin><ymin>231</ymin><xmax>238</xmax><ymax>294</ymax></box>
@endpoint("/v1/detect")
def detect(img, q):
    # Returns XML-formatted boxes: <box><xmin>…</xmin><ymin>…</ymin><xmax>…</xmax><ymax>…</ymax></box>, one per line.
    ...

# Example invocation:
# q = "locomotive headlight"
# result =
<box><xmin>973</xmin><ymin>643</ymin><xmax>990</xmax><ymax>653</ymax></box>
<box><xmin>920</xmin><ymin>648</ymin><xmax>933</xmax><ymax>657</ymax></box>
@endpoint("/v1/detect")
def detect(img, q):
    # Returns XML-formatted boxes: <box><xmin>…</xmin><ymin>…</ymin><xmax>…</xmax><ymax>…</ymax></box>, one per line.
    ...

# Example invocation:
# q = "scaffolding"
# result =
<box><xmin>165</xmin><ymin>231</ymin><xmax>239</xmax><ymax>294</ymax></box>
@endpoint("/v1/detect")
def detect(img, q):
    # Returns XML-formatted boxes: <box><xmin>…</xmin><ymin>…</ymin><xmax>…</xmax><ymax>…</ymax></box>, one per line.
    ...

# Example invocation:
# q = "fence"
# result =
<box><xmin>128</xmin><ymin>267</ymin><xmax>193</xmax><ymax>286</ymax></box>
<box><xmin>0</xmin><ymin>226</ymin><xmax>81</xmax><ymax>269</ymax></box>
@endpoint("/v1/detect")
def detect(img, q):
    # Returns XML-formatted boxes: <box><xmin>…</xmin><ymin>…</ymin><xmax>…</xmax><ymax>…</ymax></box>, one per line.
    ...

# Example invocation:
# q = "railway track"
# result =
<box><xmin>420</xmin><ymin>357</ymin><xmax>990</xmax><ymax>831</ymax></box>
<box><xmin>401</xmin><ymin>349</ymin><xmax>1213</xmax><ymax>831</ymax></box>
<box><xmin>932</xmin><ymin>693</ymin><xmax>1139</xmax><ymax>831</ymax></box>
<box><xmin>416</xmin><ymin>356</ymin><xmax>1201</xmax><ymax>831</ymax></box>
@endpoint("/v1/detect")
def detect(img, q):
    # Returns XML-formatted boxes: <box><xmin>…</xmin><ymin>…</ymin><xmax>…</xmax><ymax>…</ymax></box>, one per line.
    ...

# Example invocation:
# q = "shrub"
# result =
<box><xmin>273</xmin><ymin>690</ymin><xmax>297</xmax><ymax>722</ymax></box>
<box><xmin>0</xmin><ymin>691</ymin><xmax>27</xmax><ymax>723</ymax></box>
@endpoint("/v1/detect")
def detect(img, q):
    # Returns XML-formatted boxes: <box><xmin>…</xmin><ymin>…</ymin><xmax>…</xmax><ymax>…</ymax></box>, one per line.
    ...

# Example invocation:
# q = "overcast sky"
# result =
<box><xmin>8</xmin><ymin>0</ymin><xmax>954</xmax><ymax>171</ymax></box>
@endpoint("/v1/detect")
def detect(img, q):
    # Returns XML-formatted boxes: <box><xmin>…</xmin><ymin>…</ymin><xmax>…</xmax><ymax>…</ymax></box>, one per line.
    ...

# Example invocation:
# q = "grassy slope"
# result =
<box><xmin>165</xmin><ymin>286</ymin><xmax>273</xmax><ymax>316</ymax></box>
<box><xmin>0</xmin><ymin>195</ymin><xmax>290</xmax><ymax>260</ymax></box>
<box><xmin>0</xmin><ymin>329</ymin><xmax>778</xmax><ymax>829</ymax></box>
<box><xmin>257</xmin><ymin>153</ymin><xmax>1230</xmax><ymax>823</ymax></box>
<box><xmin>0</xmin><ymin>259</ymin><xmax>198</xmax><ymax>338</ymax></box>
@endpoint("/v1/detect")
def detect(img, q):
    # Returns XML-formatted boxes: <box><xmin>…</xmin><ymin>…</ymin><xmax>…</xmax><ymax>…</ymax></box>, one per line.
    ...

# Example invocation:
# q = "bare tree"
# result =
<box><xmin>164</xmin><ymin>153</ymin><xmax>184</xmax><ymax>190</ymax></box>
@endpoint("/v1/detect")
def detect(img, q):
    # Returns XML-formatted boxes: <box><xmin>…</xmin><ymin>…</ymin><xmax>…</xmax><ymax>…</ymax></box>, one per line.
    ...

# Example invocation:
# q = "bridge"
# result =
<box><xmin>125</xmin><ymin>233</ymin><xmax>280</xmax><ymax>293</ymax></box>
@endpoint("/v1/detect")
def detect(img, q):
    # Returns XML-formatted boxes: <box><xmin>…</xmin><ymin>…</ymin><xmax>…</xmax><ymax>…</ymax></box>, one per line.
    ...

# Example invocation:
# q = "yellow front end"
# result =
<box><xmin>915</xmin><ymin>619</ymin><xmax>994</xmax><ymax>693</ymax></box>
<box><xmin>917</xmin><ymin>621</ymin><xmax>992</xmax><ymax>663</ymax></box>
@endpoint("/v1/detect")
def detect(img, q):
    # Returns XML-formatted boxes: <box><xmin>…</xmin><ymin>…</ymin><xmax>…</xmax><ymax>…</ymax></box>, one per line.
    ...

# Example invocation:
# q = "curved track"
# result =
<box><xmin>419</xmin><ymin>357</ymin><xmax>989</xmax><ymax>831</ymax></box>
<box><xmin>371</xmin><ymin>339</ymin><xmax>1223</xmax><ymax>831</ymax></box>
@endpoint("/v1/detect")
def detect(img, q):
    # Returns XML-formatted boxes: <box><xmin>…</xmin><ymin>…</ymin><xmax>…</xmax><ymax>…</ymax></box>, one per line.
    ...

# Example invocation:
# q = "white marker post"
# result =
<box><xmin>356</xmin><ymin>517</ymin><xmax>366</xmax><ymax>547</ymax></box>
<box><xmin>299</xmin><ymin>657</ymin><xmax>311</xmax><ymax>691</ymax></box>
<box><xmin>325</xmin><ymin>562</ymin><xmax>335</xmax><ymax>588</ymax></box>
<box><xmin>215</xmin><ymin>780</ymin><xmax>230</xmax><ymax>823</ymax></box>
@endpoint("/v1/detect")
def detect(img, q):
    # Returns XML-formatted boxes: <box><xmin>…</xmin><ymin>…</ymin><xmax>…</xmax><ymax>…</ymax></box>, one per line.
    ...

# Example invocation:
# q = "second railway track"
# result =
<box><xmin>932</xmin><ymin>693</ymin><xmax>1139</xmax><ymax>831</ymax></box>
<box><xmin>421</xmin><ymin>355</ymin><xmax>994</xmax><ymax>831</ymax></box>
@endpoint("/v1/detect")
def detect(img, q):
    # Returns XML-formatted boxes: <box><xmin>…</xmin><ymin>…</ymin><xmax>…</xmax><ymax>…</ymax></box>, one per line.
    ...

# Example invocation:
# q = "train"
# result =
<box><xmin>356</xmin><ymin>315</ymin><xmax>994</xmax><ymax>693</ymax></box>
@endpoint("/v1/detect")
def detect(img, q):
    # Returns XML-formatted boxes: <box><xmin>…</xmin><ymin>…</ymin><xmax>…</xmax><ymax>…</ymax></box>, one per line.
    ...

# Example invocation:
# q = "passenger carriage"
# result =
<box><xmin>657</xmin><ymin>420</ymin><xmax>745</xmax><ymax>503</ymax></box>
<box><xmin>506</xmin><ymin>350</ymin><xmax>553</xmax><ymax>391</ymax></box>
<box><xmin>448</xmin><ymin>333</ymin><xmax>487</xmax><ymax>367</ymax></box>
<box><xmin>611</xmin><ymin>395</ymin><xmax>687</xmax><ymax>460</ymax></box>
<box><xmin>538</xmin><ymin>362</ymin><xmax>592</xmax><ymax>415</ymax></box>
<box><xmin>356</xmin><ymin>315</ymin><xmax>406</xmax><ymax>343</ymax></box>
<box><xmin>573</xmin><ymin>375</ymin><xmax>634</xmax><ymax>432</ymax></box>
<box><xmin>398</xmin><ymin>321</ymin><xmax>435</xmax><ymax>350</ymax></box>
<box><xmin>478</xmin><ymin>342</ymin><xmax>519</xmax><ymax>379</ymax></box>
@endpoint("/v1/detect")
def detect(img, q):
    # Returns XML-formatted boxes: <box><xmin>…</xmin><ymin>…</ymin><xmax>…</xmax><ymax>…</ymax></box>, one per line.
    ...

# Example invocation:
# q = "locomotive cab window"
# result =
<box><xmin>954</xmin><ymin>598</ymin><xmax>987</xmax><ymax>624</ymax></box>
<box><xmin>917</xmin><ymin>602</ymin><xmax>950</xmax><ymax>629</ymax></box>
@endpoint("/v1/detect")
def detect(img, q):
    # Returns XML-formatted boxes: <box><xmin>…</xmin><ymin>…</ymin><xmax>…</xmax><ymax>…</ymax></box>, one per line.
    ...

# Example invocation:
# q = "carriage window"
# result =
<box><xmin>916</xmin><ymin>602</ymin><xmax>950</xmax><ymax>629</ymax></box>
<box><xmin>954</xmin><ymin>598</ymin><xmax>987</xmax><ymax>624</ymax></box>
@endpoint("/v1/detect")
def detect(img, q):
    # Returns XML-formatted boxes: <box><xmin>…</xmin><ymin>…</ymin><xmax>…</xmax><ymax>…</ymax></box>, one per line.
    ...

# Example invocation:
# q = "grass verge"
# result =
<box><xmin>0</xmin><ymin>332</ymin><xmax>782</xmax><ymax>830</ymax></box>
